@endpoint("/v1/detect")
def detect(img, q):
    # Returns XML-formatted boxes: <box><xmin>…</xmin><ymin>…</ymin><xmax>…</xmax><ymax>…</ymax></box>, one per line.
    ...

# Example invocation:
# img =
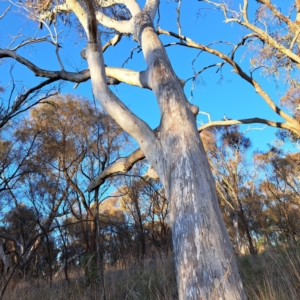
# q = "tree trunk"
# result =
<box><xmin>95</xmin><ymin>188</ymin><xmax>106</xmax><ymax>300</ymax></box>
<box><xmin>133</xmin><ymin>197</ymin><xmax>146</xmax><ymax>264</ymax></box>
<box><xmin>237</xmin><ymin>199</ymin><xmax>256</xmax><ymax>255</ymax></box>
<box><xmin>233</xmin><ymin>212</ymin><xmax>241</xmax><ymax>255</ymax></box>
<box><xmin>133</xmin><ymin>12</ymin><xmax>246</xmax><ymax>299</ymax></box>
<box><xmin>85</xmin><ymin>6</ymin><xmax>246</xmax><ymax>300</ymax></box>
<box><xmin>157</xmin><ymin>119</ymin><xmax>245</xmax><ymax>299</ymax></box>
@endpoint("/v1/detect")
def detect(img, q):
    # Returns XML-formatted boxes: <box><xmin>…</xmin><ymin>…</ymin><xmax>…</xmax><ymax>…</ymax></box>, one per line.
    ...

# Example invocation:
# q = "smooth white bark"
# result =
<box><xmin>73</xmin><ymin>1</ymin><xmax>247</xmax><ymax>298</ymax></box>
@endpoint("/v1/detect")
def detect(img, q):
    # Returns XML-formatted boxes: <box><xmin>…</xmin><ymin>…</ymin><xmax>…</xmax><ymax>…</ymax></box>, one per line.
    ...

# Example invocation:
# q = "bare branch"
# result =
<box><xmin>157</xmin><ymin>28</ymin><xmax>299</xmax><ymax>126</ymax></box>
<box><xmin>102</xmin><ymin>33</ymin><xmax>122</xmax><ymax>53</ymax></box>
<box><xmin>0</xmin><ymin>78</ymin><xmax>59</xmax><ymax>130</ymax></box>
<box><xmin>88</xmin><ymin>148</ymin><xmax>145</xmax><ymax>192</ymax></box>
<box><xmin>96</xmin><ymin>11</ymin><xmax>133</xmax><ymax>33</ymax></box>
<box><xmin>197</xmin><ymin>117</ymin><xmax>295</xmax><ymax>133</ymax></box>
<box><xmin>0</xmin><ymin>5</ymin><xmax>11</xmax><ymax>20</ymax></box>
<box><xmin>10</xmin><ymin>36</ymin><xmax>51</xmax><ymax>51</ymax></box>
<box><xmin>201</xmin><ymin>0</ymin><xmax>300</xmax><ymax>66</ymax></box>
<box><xmin>0</xmin><ymin>48</ymin><xmax>150</xmax><ymax>89</ymax></box>
<box><xmin>84</xmin><ymin>0</ymin><xmax>156</xmax><ymax>154</ymax></box>
<box><xmin>198</xmin><ymin>111</ymin><xmax>212</xmax><ymax>123</ymax></box>
<box><xmin>0</xmin><ymin>48</ymin><xmax>89</xmax><ymax>82</ymax></box>
<box><xmin>176</xmin><ymin>0</ymin><xmax>182</xmax><ymax>37</ymax></box>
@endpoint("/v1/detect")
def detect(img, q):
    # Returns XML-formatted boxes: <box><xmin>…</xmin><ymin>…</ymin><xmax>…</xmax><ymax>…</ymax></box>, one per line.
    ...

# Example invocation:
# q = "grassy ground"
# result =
<box><xmin>240</xmin><ymin>245</ymin><xmax>300</xmax><ymax>300</ymax></box>
<box><xmin>3</xmin><ymin>245</ymin><xmax>300</xmax><ymax>299</ymax></box>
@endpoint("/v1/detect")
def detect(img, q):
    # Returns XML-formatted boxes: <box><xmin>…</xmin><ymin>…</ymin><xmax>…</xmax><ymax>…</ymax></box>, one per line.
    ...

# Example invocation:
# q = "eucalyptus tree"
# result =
<box><xmin>0</xmin><ymin>0</ymin><xmax>247</xmax><ymax>298</ymax></box>
<box><xmin>255</xmin><ymin>149</ymin><xmax>300</xmax><ymax>242</ymax></box>
<box><xmin>18</xmin><ymin>94</ymin><xmax>129</xmax><ymax>292</ymax></box>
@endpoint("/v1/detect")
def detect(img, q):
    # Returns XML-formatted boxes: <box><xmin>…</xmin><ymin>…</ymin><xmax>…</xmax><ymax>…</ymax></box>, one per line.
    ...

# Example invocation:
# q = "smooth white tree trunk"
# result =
<box><xmin>82</xmin><ymin>1</ymin><xmax>247</xmax><ymax>299</ymax></box>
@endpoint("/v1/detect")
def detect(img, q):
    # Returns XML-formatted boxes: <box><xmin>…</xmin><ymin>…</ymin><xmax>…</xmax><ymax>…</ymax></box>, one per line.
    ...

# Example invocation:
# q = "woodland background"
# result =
<box><xmin>1</xmin><ymin>95</ymin><xmax>300</xmax><ymax>299</ymax></box>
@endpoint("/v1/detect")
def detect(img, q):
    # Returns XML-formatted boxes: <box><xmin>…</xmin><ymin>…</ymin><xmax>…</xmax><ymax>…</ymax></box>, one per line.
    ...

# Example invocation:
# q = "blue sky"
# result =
<box><xmin>0</xmin><ymin>0</ymin><xmax>296</xmax><ymax>152</ymax></box>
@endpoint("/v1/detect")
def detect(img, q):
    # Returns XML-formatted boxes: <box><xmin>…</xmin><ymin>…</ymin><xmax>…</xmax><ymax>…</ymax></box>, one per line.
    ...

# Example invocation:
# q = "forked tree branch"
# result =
<box><xmin>199</xmin><ymin>0</ymin><xmax>300</xmax><ymax>66</ymax></box>
<box><xmin>83</xmin><ymin>0</ymin><xmax>156</xmax><ymax>155</ymax></box>
<box><xmin>0</xmin><ymin>48</ymin><xmax>150</xmax><ymax>88</ymax></box>
<box><xmin>0</xmin><ymin>79</ymin><xmax>58</xmax><ymax>130</ymax></box>
<box><xmin>157</xmin><ymin>28</ymin><xmax>300</xmax><ymax>127</ymax></box>
<box><xmin>87</xmin><ymin>148</ymin><xmax>145</xmax><ymax>191</ymax></box>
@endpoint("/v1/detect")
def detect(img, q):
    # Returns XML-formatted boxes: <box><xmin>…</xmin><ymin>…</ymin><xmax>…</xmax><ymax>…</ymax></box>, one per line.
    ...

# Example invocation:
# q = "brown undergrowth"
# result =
<box><xmin>240</xmin><ymin>244</ymin><xmax>300</xmax><ymax>300</ymax></box>
<box><xmin>3</xmin><ymin>245</ymin><xmax>300</xmax><ymax>300</ymax></box>
<box><xmin>2</xmin><ymin>257</ymin><xmax>177</xmax><ymax>300</ymax></box>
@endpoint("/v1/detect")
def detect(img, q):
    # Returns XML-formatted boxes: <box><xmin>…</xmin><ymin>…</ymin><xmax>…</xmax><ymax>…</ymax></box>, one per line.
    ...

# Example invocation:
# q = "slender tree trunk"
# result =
<box><xmin>232</xmin><ymin>212</ymin><xmax>241</xmax><ymax>255</ymax></box>
<box><xmin>237</xmin><ymin>199</ymin><xmax>256</xmax><ymax>255</ymax></box>
<box><xmin>95</xmin><ymin>188</ymin><xmax>106</xmax><ymax>300</ymax></box>
<box><xmin>133</xmin><ymin>198</ymin><xmax>146</xmax><ymax>264</ymax></box>
<box><xmin>45</xmin><ymin>234</ymin><xmax>53</xmax><ymax>287</ymax></box>
<box><xmin>0</xmin><ymin>240</ymin><xmax>9</xmax><ymax>277</ymax></box>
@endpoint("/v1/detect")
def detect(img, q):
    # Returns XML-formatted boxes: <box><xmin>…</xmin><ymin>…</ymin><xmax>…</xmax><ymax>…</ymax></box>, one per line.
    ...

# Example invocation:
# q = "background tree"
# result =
<box><xmin>202</xmin><ymin>126</ymin><xmax>257</xmax><ymax>255</ymax></box>
<box><xmin>254</xmin><ymin>148</ymin><xmax>300</xmax><ymax>242</ymax></box>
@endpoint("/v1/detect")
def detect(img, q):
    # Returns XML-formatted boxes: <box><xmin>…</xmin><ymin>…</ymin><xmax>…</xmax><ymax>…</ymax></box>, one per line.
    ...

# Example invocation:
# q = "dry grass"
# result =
<box><xmin>3</xmin><ymin>245</ymin><xmax>300</xmax><ymax>299</ymax></box>
<box><xmin>240</xmin><ymin>244</ymin><xmax>300</xmax><ymax>300</ymax></box>
<box><xmin>2</xmin><ymin>257</ymin><xmax>177</xmax><ymax>300</ymax></box>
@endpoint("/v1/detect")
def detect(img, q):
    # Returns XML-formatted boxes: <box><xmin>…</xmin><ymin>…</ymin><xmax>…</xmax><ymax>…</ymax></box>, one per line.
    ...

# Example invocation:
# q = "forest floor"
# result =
<box><xmin>3</xmin><ymin>245</ymin><xmax>300</xmax><ymax>300</ymax></box>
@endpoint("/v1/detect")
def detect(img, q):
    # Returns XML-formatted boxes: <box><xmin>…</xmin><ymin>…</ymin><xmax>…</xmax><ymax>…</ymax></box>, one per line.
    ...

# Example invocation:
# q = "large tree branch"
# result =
<box><xmin>84</xmin><ymin>0</ymin><xmax>156</xmax><ymax>155</ymax></box>
<box><xmin>198</xmin><ymin>117</ymin><xmax>296</xmax><ymax>132</ymax></box>
<box><xmin>0</xmin><ymin>48</ymin><xmax>151</xmax><ymax>88</ymax></box>
<box><xmin>87</xmin><ymin>148</ymin><xmax>145</xmax><ymax>191</ymax></box>
<box><xmin>95</xmin><ymin>11</ymin><xmax>133</xmax><ymax>33</ymax></box>
<box><xmin>158</xmin><ymin>28</ymin><xmax>300</xmax><ymax>127</ymax></box>
<box><xmin>65</xmin><ymin>0</ymin><xmax>89</xmax><ymax>32</ymax></box>
<box><xmin>106</xmin><ymin>67</ymin><xmax>150</xmax><ymax>88</ymax></box>
<box><xmin>0</xmin><ymin>233</ymin><xmax>23</xmax><ymax>256</ymax></box>
<box><xmin>0</xmin><ymin>48</ymin><xmax>90</xmax><ymax>82</ymax></box>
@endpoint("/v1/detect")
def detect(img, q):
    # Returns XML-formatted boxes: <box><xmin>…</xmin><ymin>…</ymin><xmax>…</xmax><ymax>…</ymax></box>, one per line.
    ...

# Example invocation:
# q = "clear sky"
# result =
<box><xmin>0</xmin><ymin>0</ymin><xmax>296</xmax><ymax>152</ymax></box>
